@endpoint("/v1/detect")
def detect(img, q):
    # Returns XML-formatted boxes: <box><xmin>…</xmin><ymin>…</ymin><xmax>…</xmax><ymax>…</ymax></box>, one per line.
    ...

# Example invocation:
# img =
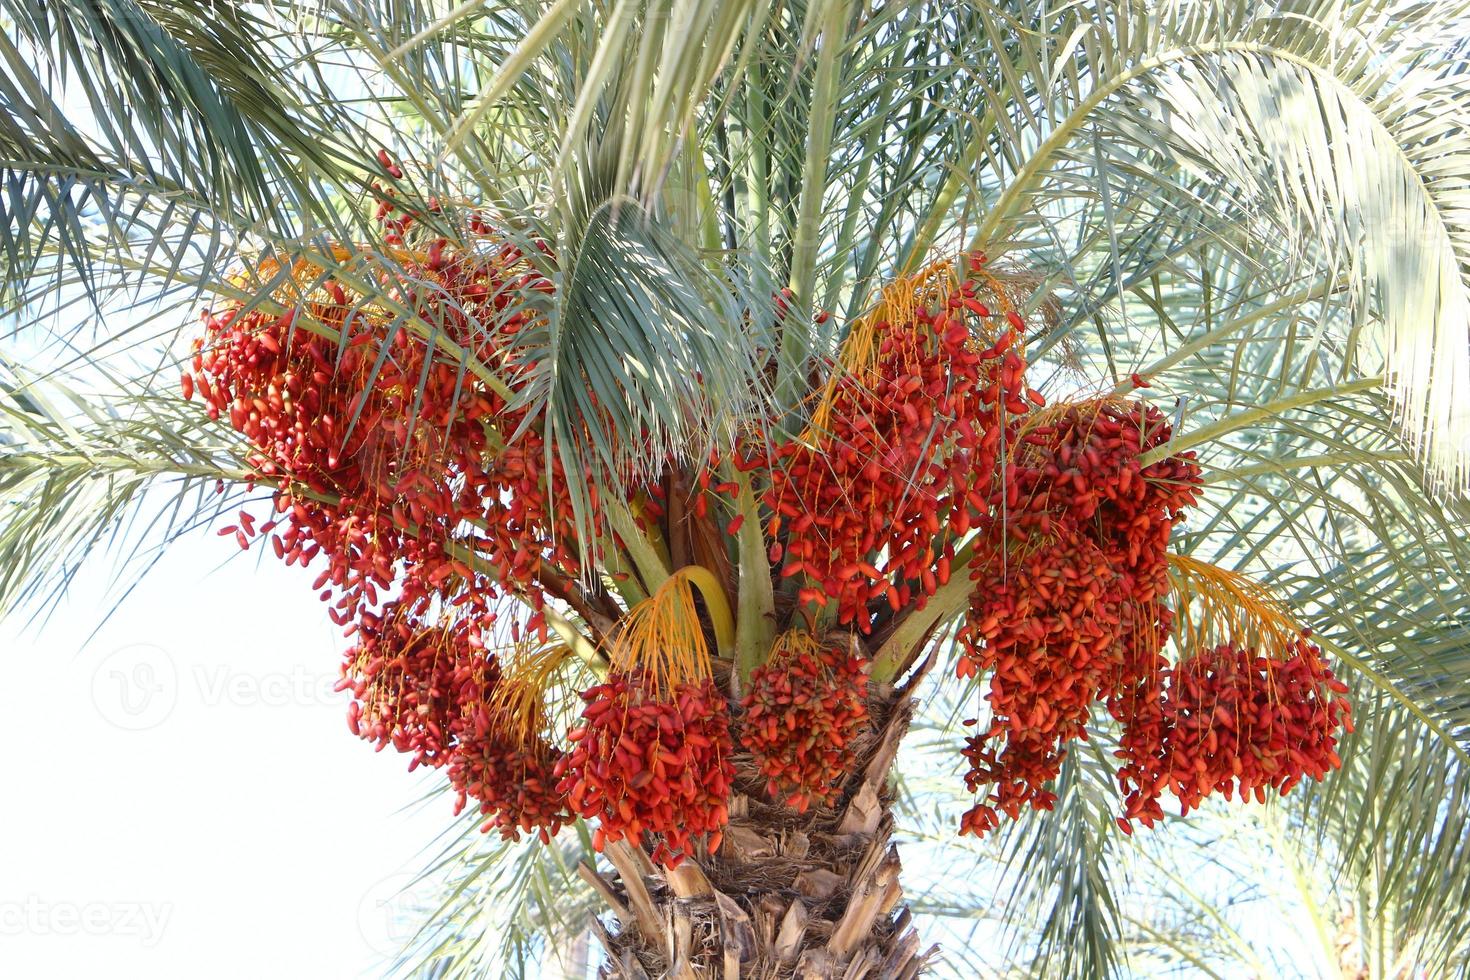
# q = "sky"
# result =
<box><xmin>0</xmin><ymin>528</ymin><xmax>459</xmax><ymax>978</ymax></box>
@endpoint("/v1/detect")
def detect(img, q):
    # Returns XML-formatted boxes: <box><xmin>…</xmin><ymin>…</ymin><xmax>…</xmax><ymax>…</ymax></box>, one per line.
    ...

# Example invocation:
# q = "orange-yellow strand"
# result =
<box><xmin>486</xmin><ymin>640</ymin><xmax>575</xmax><ymax>745</ymax></box>
<box><xmin>608</xmin><ymin>569</ymin><xmax>716</xmax><ymax>697</ymax></box>
<box><xmin>766</xmin><ymin>628</ymin><xmax>823</xmax><ymax>665</ymax></box>
<box><xmin>1166</xmin><ymin>554</ymin><xmax>1305</xmax><ymax>667</ymax></box>
<box><xmin>807</xmin><ymin>258</ymin><xmax>960</xmax><ymax>435</ymax></box>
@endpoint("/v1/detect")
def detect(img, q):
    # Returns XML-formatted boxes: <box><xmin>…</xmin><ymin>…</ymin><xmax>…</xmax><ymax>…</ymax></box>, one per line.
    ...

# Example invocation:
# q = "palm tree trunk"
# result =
<box><xmin>578</xmin><ymin>691</ymin><xmax>936</xmax><ymax>978</ymax></box>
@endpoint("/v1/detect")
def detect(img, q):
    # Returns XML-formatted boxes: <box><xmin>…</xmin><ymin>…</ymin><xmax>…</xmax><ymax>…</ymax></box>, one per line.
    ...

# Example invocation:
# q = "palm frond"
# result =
<box><xmin>1293</xmin><ymin>685</ymin><xmax>1470</xmax><ymax>976</ymax></box>
<box><xmin>523</xmin><ymin>207</ymin><xmax>774</xmax><ymax>538</ymax></box>
<box><xmin>0</xmin><ymin>0</ymin><xmax>381</xmax><ymax>300</ymax></box>
<box><xmin>0</xmin><ymin>363</ymin><xmax>251</xmax><ymax>620</ymax></box>
<box><xmin>964</xmin><ymin>1</ymin><xmax>1470</xmax><ymax>492</ymax></box>
<box><xmin>895</xmin><ymin>677</ymin><xmax>1131</xmax><ymax>980</ymax></box>
<box><xmin>392</xmin><ymin>807</ymin><xmax>601</xmax><ymax>980</ymax></box>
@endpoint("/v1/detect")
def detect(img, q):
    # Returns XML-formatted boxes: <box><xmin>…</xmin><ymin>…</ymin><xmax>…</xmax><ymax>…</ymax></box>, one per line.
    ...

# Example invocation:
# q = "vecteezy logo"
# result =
<box><xmin>0</xmin><ymin>897</ymin><xmax>173</xmax><ymax>947</ymax></box>
<box><xmin>357</xmin><ymin>872</ymin><xmax>440</xmax><ymax>959</ymax></box>
<box><xmin>90</xmin><ymin>644</ymin><xmax>179</xmax><ymax>731</ymax></box>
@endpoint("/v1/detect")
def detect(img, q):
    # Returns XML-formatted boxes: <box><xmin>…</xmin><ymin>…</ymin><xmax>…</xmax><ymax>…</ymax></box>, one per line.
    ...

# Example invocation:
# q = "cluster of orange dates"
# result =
<box><xmin>954</xmin><ymin>400</ymin><xmax>1206</xmax><ymax>834</ymax></box>
<box><xmin>1114</xmin><ymin>637</ymin><xmax>1353</xmax><ymax>830</ymax></box>
<box><xmin>190</xmin><ymin>230</ymin><xmax>580</xmax><ymax>630</ymax></box>
<box><xmin>334</xmin><ymin>601</ymin><xmax>573</xmax><ymax>839</ymax></box>
<box><xmin>748</xmin><ymin>254</ymin><xmax>1033</xmax><ymax>629</ymax></box>
<box><xmin>557</xmin><ymin>674</ymin><xmax>735</xmax><ymax>867</ymax></box>
<box><xmin>741</xmin><ymin>637</ymin><xmax>870</xmax><ymax>812</ymax></box>
<box><xmin>187</xmin><ymin>187</ymin><xmax>1350</xmax><ymax>860</ymax></box>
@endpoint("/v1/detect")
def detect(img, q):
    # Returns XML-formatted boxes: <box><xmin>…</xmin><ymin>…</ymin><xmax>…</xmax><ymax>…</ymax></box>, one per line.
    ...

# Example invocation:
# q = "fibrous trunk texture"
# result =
<box><xmin>580</xmin><ymin>691</ymin><xmax>935</xmax><ymax>979</ymax></box>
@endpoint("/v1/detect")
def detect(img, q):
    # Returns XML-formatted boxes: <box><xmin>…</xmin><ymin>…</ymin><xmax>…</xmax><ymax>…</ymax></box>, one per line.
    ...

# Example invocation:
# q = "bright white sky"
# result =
<box><xmin>0</xmin><ymin>529</ymin><xmax>456</xmax><ymax>977</ymax></box>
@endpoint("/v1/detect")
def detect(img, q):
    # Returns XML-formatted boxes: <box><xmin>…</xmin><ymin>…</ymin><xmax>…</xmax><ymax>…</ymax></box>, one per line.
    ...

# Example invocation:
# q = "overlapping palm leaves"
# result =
<box><xmin>3</xmin><ymin>0</ymin><xmax>1470</xmax><ymax>977</ymax></box>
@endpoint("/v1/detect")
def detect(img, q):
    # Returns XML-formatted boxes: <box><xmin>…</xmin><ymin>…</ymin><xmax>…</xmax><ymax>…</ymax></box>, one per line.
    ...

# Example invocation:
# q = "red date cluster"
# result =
<box><xmin>740</xmin><ymin>634</ymin><xmax>870</xmax><ymax>812</ymax></box>
<box><xmin>1102</xmin><ymin>598</ymin><xmax>1175</xmax><ymax>826</ymax></box>
<box><xmin>337</xmin><ymin>602</ymin><xmax>571</xmax><ymax>840</ymax></box>
<box><xmin>956</xmin><ymin>399</ymin><xmax>1204</xmax><ymax>835</ymax></box>
<box><xmin>447</xmin><ymin>712</ymin><xmax>570</xmax><ymax>843</ymax></box>
<box><xmin>749</xmin><ymin>254</ymin><xmax>1036</xmax><ymax>632</ymax></box>
<box><xmin>188</xmin><ymin>231</ymin><xmax>584</xmax><ymax>637</ymax></box>
<box><xmin>556</xmin><ymin>674</ymin><xmax>735</xmax><ymax>868</ymax></box>
<box><xmin>338</xmin><ymin>600</ymin><xmax>464</xmax><ymax>769</ymax></box>
<box><xmin>956</xmin><ymin>525</ymin><xmax>1130</xmax><ymax>834</ymax></box>
<box><xmin>1115</xmin><ymin>638</ymin><xmax>1352</xmax><ymax>831</ymax></box>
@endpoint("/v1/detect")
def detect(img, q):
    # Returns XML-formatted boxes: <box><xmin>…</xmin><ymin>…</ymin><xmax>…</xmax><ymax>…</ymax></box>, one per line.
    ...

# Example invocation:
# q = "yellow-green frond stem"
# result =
<box><xmin>605</xmin><ymin>496</ymin><xmax>671</xmax><ymax>592</ymax></box>
<box><xmin>728</xmin><ymin>463</ymin><xmax>775</xmax><ymax>688</ymax></box>
<box><xmin>542</xmin><ymin>606</ymin><xmax>608</xmax><ymax>683</ymax></box>
<box><xmin>596</xmin><ymin>532</ymin><xmax>648</xmax><ymax>608</ymax></box>
<box><xmin>679</xmin><ymin>565</ymin><xmax>735</xmax><ymax>659</ymax></box>
<box><xmin>1138</xmin><ymin>378</ymin><xmax>1384</xmax><ymax>468</ymax></box>
<box><xmin>870</xmin><ymin>537</ymin><xmax>977</xmax><ymax>686</ymax></box>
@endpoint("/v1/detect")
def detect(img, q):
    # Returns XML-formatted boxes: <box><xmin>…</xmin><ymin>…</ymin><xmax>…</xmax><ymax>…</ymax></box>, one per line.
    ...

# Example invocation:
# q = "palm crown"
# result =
<box><xmin>3</xmin><ymin>1</ymin><xmax>1470</xmax><ymax>977</ymax></box>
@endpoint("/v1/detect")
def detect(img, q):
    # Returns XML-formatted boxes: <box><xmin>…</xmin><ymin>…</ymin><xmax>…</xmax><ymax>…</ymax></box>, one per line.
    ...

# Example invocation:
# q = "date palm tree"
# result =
<box><xmin>3</xmin><ymin>1</ymin><xmax>1469</xmax><ymax>977</ymax></box>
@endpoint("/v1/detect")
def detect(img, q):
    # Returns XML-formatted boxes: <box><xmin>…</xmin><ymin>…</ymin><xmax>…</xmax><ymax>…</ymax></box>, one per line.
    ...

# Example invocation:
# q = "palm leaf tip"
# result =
<box><xmin>1143</xmin><ymin>47</ymin><xmax>1470</xmax><ymax>496</ymax></box>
